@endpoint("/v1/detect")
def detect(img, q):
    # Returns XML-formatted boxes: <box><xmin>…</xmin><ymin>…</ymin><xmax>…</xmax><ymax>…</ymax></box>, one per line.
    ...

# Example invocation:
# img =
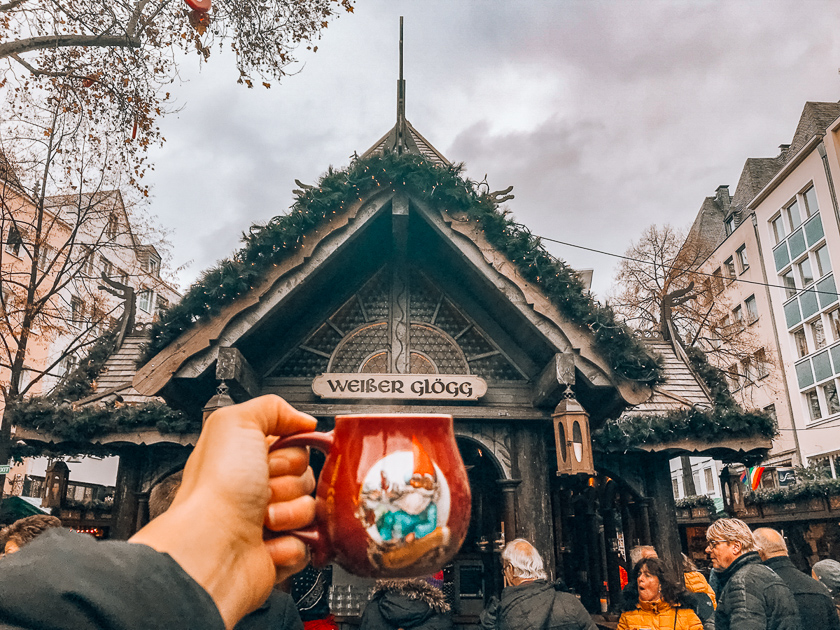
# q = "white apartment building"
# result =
<box><xmin>685</xmin><ymin>101</ymin><xmax>840</xmax><ymax>478</ymax></box>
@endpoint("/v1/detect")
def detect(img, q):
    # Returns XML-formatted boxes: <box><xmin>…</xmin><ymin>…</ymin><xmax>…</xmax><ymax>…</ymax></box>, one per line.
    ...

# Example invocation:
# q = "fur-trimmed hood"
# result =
<box><xmin>370</xmin><ymin>579</ymin><xmax>451</xmax><ymax>614</ymax></box>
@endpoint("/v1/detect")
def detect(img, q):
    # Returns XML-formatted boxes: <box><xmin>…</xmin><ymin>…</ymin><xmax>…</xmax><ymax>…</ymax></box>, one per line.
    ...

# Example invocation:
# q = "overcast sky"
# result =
<box><xmin>146</xmin><ymin>0</ymin><xmax>840</xmax><ymax>300</ymax></box>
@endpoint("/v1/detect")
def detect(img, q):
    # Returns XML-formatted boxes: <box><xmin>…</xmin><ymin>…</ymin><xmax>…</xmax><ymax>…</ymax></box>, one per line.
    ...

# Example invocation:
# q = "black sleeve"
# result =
<box><xmin>0</xmin><ymin>528</ymin><xmax>225</xmax><ymax>630</ymax></box>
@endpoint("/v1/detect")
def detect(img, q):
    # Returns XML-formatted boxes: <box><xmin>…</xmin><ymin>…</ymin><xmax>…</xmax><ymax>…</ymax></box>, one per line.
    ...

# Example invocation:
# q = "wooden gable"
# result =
<box><xmin>134</xmin><ymin>184</ymin><xmax>652</xmax><ymax>422</ymax></box>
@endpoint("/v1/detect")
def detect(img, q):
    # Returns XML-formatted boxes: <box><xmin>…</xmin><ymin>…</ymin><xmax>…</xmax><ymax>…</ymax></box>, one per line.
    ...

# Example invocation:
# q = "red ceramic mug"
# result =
<box><xmin>269</xmin><ymin>413</ymin><xmax>471</xmax><ymax>578</ymax></box>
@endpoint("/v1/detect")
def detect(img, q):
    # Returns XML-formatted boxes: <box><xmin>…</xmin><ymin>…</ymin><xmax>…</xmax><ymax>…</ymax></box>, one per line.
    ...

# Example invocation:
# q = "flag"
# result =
<box><xmin>743</xmin><ymin>466</ymin><xmax>765</xmax><ymax>490</ymax></box>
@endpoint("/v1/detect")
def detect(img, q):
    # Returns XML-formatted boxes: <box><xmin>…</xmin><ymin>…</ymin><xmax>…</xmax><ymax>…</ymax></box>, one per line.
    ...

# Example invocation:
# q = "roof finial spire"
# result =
<box><xmin>396</xmin><ymin>16</ymin><xmax>407</xmax><ymax>154</ymax></box>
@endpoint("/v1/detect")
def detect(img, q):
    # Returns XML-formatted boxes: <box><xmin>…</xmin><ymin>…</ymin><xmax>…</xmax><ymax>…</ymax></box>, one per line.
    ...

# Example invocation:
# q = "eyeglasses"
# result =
<box><xmin>706</xmin><ymin>540</ymin><xmax>729</xmax><ymax>549</ymax></box>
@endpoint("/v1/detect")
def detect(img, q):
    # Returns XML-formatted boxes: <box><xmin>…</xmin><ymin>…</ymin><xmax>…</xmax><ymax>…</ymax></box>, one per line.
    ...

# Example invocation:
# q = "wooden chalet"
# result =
<box><xmin>12</xmin><ymin>47</ymin><xmax>774</xmax><ymax>627</ymax></box>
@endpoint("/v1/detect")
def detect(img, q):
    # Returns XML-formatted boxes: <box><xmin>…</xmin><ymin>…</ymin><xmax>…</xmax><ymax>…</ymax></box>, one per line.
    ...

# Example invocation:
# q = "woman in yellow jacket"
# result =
<box><xmin>617</xmin><ymin>558</ymin><xmax>704</xmax><ymax>630</ymax></box>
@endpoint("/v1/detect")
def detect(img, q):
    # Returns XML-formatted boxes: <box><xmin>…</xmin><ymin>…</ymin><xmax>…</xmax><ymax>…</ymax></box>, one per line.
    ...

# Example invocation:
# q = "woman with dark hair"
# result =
<box><xmin>617</xmin><ymin>558</ymin><xmax>704</xmax><ymax>630</ymax></box>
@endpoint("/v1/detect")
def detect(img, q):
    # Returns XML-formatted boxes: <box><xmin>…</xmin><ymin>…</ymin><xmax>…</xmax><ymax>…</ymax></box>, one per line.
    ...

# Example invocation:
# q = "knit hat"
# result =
<box><xmin>812</xmin><ymin>559</ymin><xmax>840</xmax><ymax>596</ymax></box>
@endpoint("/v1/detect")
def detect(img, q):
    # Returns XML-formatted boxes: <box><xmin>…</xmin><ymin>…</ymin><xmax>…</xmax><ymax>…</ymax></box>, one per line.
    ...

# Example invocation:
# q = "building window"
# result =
<box><xmin>785</xmin><ymin>200</ymin><xmax>802</xmax><ymax>230</ymax></box>
<box><xmin>704</xmin><ymin>468</ymin><xmax>715</xmax><ymax>495</ymax></box>
<box><xmin>145</xmin><ymin>255</ymin><xmax>160</xmax><ymax>277</ymax></box>
<box><xmin>815</xmin><ymin>244</ymin><xmax>831</xmax><ymax>278</ymax></box>
<box><xmin>824</xmin><ymin>382</ymin><xmax>840</xmax><ymax>416</ymax></box>
<box><xmin>806</xmin><ymin>389</ymin><xmax>822</xmax><ymax>421</ymax></box>
<box><xmin>793</xmin><ymin>328</ymin><xmax>809</xmax><ymax>358</ymax></box>
<box><xmin>106</xmin><ymin>214</ymin><xmax>118</xmax><ymax>240</ymax></box>
<box><xmin>755</xmin><ymin>349</ymin><xmax>769</xmax><ymax>379</ymax></box>
<box><xmin>155</xmin><ymin>296</ymin><xmax>169</xmax><ymax>320</ymax></box>
<box><xmin>671</xmin><ymin>478</ymin><xmax>680</xmax><ymax>499</ymax></box>
<box><xmin>80</xmin><ymin>246</ymin><xmax>95</xmax><ymax>276</ymax></box>
<box><xmin>70</xmin><ymin>296</ymin><xmax>84</xmax><ymax>325</ymax></box>
<box><xmin>743</xmin><ymin>357</ymin><xmax>756</xmax><ymax>383</ymax></box>
<box><xmin>36</xmin><ymin>245</ymin><xmax>54</xmax><ymax>272</ymax></box>
<box><xmin>736</xmin><ymin>245</ymin><xmax>749</xmax><ymax>273</ymax></box>
<box><xmin>829</xmin><ymin>310</ymin><xmax>840</xmax><ymax>341</ymax></box>
<box><xmin>745</xmin><ymin>295</ymin><xmax>758</xmax><ymax>323</ymax></box>
<box><xmin>724</xmin><ymin>215</ymin><xmax>735</xmax><ymax>236</ymax></box>
<box><xmin>812</xmin><ymin>320</ymin><xmax>827</xmax><ymax>350</ymax></box>
<box><xmin>771</xmin><ymin>214</ymin><xmax>787</xmax><ymax>244</ymax></box>
<box><xmin>712</xmin><ymin>268</ymin><xmax>724</xmax><ymax>294</ymax></box>
<box><xmin>724</xmin><ymin>257</ymin><xmax>736</xmax><ymax>282</ymax></box>
<box><xmin>804</xmin><ymin>185</ymin><xmax>819</xmax><ymax>217</ymax></box>
<box><xmin>137</xmin><ymin>289</ymin><xmax>153</xmax><ymax>313</ymax></box>
<box><xmin>5</xmin><ymin>224</ymin><xmax>22</xmax><ymax>257</ymax></box>
<box><xmin>781</xmin><ymin>270</ymin><xmax>797</xmax><ymax>299</ymax></box>
<box><xmin>101</xmin><ymin>258</ymin><xmax>114</xmax><ymax>278</ymax></box>
<box><xmin>728</xmin><ymin>365</ymin><xmax>741</xmax><ymax>391</ymax></box>
<box><xmin>797</xmin><ymin>258</ymin><xmax>814</xmax><ymax>287</ymax></box>
<box><xmin>732</xmin><ymin>304</ymin><xmax>744</xmax><ymax>325</ymax></box>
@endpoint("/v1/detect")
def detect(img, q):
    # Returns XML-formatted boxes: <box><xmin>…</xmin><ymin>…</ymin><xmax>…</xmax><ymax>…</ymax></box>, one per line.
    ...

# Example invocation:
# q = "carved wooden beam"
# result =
<box><xmin>216</xmin><ymin>347</ymin><xmax>261</xmax><ymax>402</ymax></box>
<box><xmin>531</xmin><ymin>353</ymin><xmax>576</xmax><ymax>408</ymax></box>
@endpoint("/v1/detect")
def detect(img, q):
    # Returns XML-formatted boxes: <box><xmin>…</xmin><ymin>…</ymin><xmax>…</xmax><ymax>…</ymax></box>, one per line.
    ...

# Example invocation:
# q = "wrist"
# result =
<box><xmin>130</xmin><ymin>500</ymin><xmax>269</xmax><ymax>629</ymax></box>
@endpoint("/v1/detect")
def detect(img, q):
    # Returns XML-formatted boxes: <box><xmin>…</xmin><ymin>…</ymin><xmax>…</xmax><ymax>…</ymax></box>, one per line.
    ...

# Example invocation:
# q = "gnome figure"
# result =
<box><xmin>375</xmin><ymin>436</ymin><xmax>440</xmax><ymax>544</ymax></box>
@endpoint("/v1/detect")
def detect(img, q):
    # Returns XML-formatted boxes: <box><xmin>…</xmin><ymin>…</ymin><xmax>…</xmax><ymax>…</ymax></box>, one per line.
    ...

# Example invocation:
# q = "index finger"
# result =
<box><xmin>234</xmin><ymin>395</ymin><xmax>317</xmax><ymax>438</ymax></box>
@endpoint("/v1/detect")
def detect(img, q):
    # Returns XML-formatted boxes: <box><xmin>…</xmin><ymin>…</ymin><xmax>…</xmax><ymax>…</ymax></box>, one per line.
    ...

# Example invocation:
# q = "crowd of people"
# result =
<box><xmin>1</xmin><ymin>397</ymin><xmax>840</xmax><ymax>630</ymax></box>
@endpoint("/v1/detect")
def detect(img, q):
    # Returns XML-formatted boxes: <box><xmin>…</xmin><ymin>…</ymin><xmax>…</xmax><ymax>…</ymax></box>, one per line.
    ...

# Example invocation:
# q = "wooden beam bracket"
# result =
<box><xmin>216</xmin><ymin>347</ymin><xmax>261</xmax><ymax>402</ymax></box>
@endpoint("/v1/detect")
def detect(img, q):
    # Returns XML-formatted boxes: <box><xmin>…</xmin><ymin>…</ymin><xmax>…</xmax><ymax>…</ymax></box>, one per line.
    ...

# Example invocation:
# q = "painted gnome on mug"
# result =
<box><xmin>358</xmin><ymin>436</ymin><xmax>451</xmax><ymax>571</ymax></box>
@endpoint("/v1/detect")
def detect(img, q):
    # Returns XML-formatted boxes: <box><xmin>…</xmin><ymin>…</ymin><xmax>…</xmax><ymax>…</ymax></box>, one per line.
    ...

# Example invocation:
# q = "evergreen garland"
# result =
<box><xmin>683</xmin><ymin>345</ymin><xmax>736</xmax><ymax>409</ymax></box>
<box><xmin>747</xmin><ymin>477</ymin><xmax>840</xmax><ymax>504</ymax></box>
<box><xmin>51</xmin><ymin>331</ymin><xmax>118</xmax><ymax>401</ymax></box>
<box><xmin>6</xmin><ymin>398</ymin><xmax>197</xmax><ymax>442</ymax></box>
<box><xmin>140</xmin><ymin>152</ymin><xmax>662</xmax><ymax>385</ymax></box>
<box><xmin>592</xmin><ymin>405</ymin><xmax>776</xmax><ymax>451</ymax></box>
<box><xmin>675</xmin><ymin>495</ymin><xmax>717</xmax><ymax>511</ymax></box>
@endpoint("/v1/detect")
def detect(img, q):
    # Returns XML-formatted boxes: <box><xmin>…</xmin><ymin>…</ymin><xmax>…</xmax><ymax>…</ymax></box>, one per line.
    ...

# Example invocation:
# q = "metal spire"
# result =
<box><xmin>395</xmin><ymin>16</ymin><xmax>407</xmax><ymax>154</ymax></box>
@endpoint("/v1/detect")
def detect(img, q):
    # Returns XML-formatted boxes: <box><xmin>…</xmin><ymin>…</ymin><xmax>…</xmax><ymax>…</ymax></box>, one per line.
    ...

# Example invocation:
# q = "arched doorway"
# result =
<box><xmin>447</xmin><ymin>436</ymin><xmax>507</xmax><ymax>618</ymax></box>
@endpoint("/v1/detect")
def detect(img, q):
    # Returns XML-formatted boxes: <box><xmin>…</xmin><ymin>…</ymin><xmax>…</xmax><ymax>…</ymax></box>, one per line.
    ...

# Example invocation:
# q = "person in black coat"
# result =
<box><xmin>360</xmin><ymin>578</ymin><xmax>452</xmax><ymax>630</ymax></box>
<box><xmin>754</xmin><ymin>528</ymin><xmax>840</xmax><ymax>630</ymax></box>
<box><xmin>479</xmin><ymin>538</ymin><xmax>596</xmax><ymax>630</ymax></box>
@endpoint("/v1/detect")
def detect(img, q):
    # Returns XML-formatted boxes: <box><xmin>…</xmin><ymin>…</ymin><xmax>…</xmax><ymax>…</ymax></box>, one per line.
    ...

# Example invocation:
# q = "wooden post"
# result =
<box><xmin>111</xmin><ymin>447</ymin><xmax>142</xmax><ymax>540</ymax></box>
<box><xmin>510</xmin><ymin>424</ymin><xmax>555</xmax><ymax>567</ymax></box>
<box><xmin>496</xmin><ymin>478</ymin><xmax>520</xmax><ymax>544</ymax></box>
<box><xmin>644</xmin><ymin>455</ymin><xmax>683</xmax><ymax>576</ymax></box>
<box><xmin>637</xmin><ymin>497</ymin><xmax>652</xmax><ymax>545</ymax></box>
<box><xmin>135</xmin><ymin>491</ymin><xmax>150</xmax><ymax>531</ymax></box>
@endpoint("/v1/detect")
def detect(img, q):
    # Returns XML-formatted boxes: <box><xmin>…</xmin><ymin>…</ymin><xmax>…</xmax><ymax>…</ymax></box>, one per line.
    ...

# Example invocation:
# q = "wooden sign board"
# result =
<box><xmin>312</xmin><ymin>374</ymin><xmax>487</xmax><ymax>400</ymax></box>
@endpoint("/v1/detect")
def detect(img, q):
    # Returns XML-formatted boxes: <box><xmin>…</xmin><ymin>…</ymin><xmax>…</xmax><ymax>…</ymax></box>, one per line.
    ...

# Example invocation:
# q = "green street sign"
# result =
<box><xmin>0</xmin><ymin>465</ymin><xmax>10</xmax><ymax>474</ymax></box>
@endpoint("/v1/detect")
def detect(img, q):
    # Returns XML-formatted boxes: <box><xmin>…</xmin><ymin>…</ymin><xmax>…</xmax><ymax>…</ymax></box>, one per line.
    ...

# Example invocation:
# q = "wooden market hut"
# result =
<box><xmin>8</xmin><ymin>60</ymin><xmax>775</xmax><ymax>626</ymax></box>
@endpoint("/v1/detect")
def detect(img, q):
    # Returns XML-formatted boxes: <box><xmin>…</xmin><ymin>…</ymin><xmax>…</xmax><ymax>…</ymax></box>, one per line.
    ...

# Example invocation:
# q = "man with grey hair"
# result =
<box><xmin>479</xmin><ymin>538</ymin><xmax>596</xmax><ymax>630</ymax></box>
<box><xmin>628</xmin><ymin>545</ymin><xmax>657</xmax><ymax>567</ymax></box>
<box><xmin>706</xmin><ymin>518</ymin><xmax>799</xmax><ymax>630</ymax></box>
<box><xmin>753</xmin><ymin>527</ymin><xmax>840</xmax><ymax>629</ymax></box>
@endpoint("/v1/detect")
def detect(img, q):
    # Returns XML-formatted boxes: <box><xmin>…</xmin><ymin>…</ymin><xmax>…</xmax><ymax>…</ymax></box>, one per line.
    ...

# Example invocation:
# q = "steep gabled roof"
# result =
<box><xmin>785</xmin><ymin>101</ymin><xmax>840</xmax><ymax>161</ymax></box>
<box><xmin>732</xmin><ymin>156</ymin><xmax>784</xmax><ymax>212</ymax></box>
<box><xmin>684</xmin><ymin>195</ymin><xmax>728</xmax><ymax>261</ymax></box>
<box><xmin>361</xmin><ymin>119</ymin><xmax>450</xmax><ymax>166</ymax></box>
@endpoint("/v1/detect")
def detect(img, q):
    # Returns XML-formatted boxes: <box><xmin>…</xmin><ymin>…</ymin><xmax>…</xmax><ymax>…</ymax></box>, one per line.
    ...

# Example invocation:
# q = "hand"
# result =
<box><xmin>129</xmin><ymin>395</ymin><xmax>317</xmax><ymax>629</ymax></box>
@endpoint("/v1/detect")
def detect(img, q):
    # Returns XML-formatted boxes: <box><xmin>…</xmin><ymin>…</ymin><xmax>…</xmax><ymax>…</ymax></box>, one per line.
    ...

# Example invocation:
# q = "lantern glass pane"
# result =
<box><xmin>572</xmin><ymin>421</ymin><xmax>583</xmax><ymax>463</ymax></box>
<box><xmin>557</xmin><ymin>422</ymin><xmax>567</xmax><ymax>463</ymax></box>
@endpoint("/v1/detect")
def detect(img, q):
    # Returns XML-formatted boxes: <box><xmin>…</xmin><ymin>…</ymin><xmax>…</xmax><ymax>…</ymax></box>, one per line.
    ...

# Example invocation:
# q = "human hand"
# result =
<box><xmin>130</xmin><ymin>395</ymin><xmax>317</xmax><ymax>629</ymax></box>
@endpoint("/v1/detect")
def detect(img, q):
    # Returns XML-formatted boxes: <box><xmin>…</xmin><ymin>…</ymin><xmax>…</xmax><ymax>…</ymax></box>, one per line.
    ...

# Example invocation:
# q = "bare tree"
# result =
<box><xmin>0</xmin><ymin>0</ymin><xmax>355</xmax><ymax>194</ymax></box>
<box><xmin>609</xmin><ymin>223</ymin><xmax>772</xmax><ymax>405</ymax></box>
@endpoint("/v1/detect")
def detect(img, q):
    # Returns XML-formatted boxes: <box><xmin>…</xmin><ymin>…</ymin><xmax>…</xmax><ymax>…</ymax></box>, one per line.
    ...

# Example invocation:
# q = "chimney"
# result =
<box><xmin>779</xmin><ymin>144</ymin><xmax>791</xmax><ymax>157</ymax></box>
<box><xmin>715</xmin><ymin>185</ymin><xmax>731</xmax><ymax>214</ymax></box>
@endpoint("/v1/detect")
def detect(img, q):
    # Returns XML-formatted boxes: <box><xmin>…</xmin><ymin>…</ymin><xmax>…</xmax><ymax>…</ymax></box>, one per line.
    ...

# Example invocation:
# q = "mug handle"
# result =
<box><xmin>264</xmin><ymin>431</ymin><xmax>335</xmax><ymax>566</ymax></box>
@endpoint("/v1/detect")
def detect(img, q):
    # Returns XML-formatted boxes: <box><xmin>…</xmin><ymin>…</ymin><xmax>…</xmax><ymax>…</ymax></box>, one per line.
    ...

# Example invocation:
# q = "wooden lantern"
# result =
<box><xmin>202</xmin><ymin>383</ymin><xmax>235</xmax><ymax>425</ymax></box>
<box><xmin>553</xmin><ymin>396</ymin><xmax>595</xmax><ymax>476</ymax></box>
<box><xmin>43</xmin><ymin>460</ymin><xmax>70</xmax><ymax>508</ymax></box>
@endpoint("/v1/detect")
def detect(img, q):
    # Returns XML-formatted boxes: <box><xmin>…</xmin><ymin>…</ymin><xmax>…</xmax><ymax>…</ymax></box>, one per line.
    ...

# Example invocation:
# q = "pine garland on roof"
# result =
<box><xmin>140</xmin><ymin>152</ymin><xmax>663</xmax><ymax>385</ymax></box>
<box><xmin>592</xmin><ymin>405</ymin><xmax>776</xmax><ymax>451</ymax></box>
